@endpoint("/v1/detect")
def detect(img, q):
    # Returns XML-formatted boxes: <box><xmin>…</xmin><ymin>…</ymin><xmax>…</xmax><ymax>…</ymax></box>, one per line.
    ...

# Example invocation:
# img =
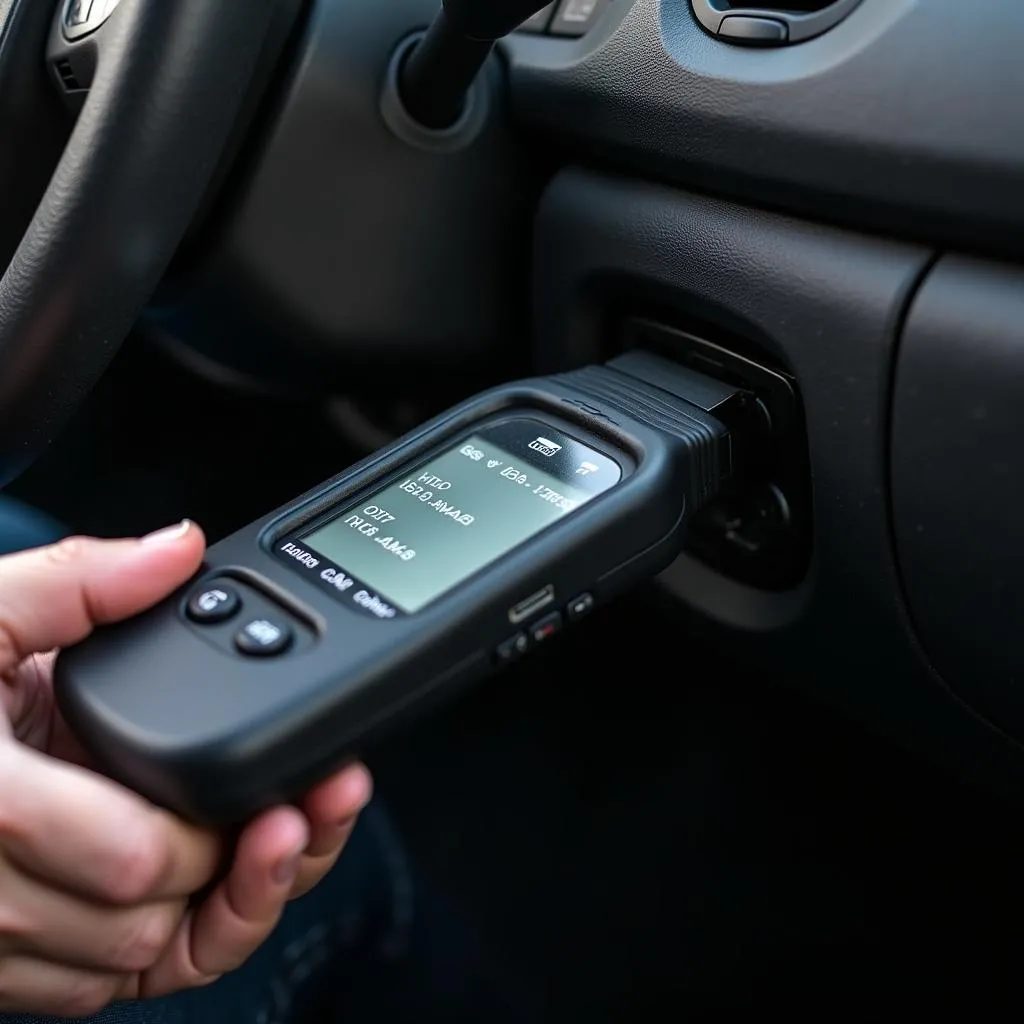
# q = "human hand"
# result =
<box><xmin>0</xmin><ymin>522</ymin><xmax>372</xmax><ymax>1016</ymax></box>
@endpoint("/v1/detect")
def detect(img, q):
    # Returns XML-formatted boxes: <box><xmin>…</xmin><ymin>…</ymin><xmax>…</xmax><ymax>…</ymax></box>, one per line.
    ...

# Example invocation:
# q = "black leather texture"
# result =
<box><xmin>0</xmin><ymin>0</ymin><xmax>283</xmax><ymax>474</ymax></box>
<box><xmin>0</xmin><ymin>0</ymin><xmax>72</xmax><ymax>275</ymax></box>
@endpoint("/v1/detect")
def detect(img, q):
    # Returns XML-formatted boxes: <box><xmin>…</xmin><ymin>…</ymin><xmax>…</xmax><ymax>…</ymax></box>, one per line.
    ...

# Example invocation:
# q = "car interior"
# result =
<box><xmin>3</xmin><ymin>0</ymin><xmax>1024</xmax><ymax>1016</ymax></box>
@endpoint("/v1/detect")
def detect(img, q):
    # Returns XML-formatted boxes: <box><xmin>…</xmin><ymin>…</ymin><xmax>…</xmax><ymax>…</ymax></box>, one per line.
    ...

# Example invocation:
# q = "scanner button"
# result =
<box><xmin>530</xmin><ymin>612</ymin><xmax>563</xmax><ymax>645</ymax></box>
<box><xmin>235</xmin><ymin>618</ymin><xmax>293</xmax><ymax>657</ymax></box>
<box><xmin>187</xmin><ymin>585</ymin><xmax>241</xmax><ymax>624</ymax></box>
<box><xmin>496</xmin><ymin>632</ymin><xmax>530</xmax><ymax>664</ymax></box>
<box><xmin>567</xmin><ymin>593</ymin><xmax>595</xmax><ymax>621</ymax></box>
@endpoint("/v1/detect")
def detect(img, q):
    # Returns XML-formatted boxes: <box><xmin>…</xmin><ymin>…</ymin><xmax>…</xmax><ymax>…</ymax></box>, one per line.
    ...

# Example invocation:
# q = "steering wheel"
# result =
<box><xmin>0</xmin><ymin>0</ymin><xmax>287</xmax><ymax>479</ymax></box>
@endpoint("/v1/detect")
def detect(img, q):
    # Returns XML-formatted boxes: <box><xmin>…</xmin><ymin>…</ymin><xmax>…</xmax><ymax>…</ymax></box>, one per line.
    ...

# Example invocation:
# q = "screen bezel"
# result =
<box><xmin>266</xmin><ymin>411</ymin><xmax>634</xmax><ymax>618</ymax></box>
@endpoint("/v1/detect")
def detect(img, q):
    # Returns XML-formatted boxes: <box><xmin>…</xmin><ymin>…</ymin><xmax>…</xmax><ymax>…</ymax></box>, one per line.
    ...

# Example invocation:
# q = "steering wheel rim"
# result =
<box><xmin>0</xmin><ymin>0</ymin><xmax>286</xmax><ymax>479</ymax></box>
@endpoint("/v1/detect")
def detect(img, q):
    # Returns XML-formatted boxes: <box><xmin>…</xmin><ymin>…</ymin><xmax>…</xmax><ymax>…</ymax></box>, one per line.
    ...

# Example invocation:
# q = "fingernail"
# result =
<box><xmin>141</xmin><ymin>520</ymin><xmax>193</xmax><ymax>545</ymax></box>
<box><xmin>332</xmin><ymin>795</ymin><xmax>370</xmax><ymax>831</ymax></box>
<box><xmin>354</xmin><ymin>787</ymin><xmax>373</xmax><ymax>816</ymax></box>
<box><xmin>273</xmin><ymin>851</ymin><xmax>302</xmax><ymax>886</ymax></box>
<box><xmin>348</xmin><ymin>764</ymin><xmax>374</xmax><ymax>814</ymax></box>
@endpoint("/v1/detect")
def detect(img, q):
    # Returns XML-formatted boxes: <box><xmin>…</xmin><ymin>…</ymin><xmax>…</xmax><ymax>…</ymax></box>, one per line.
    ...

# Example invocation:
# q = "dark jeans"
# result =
<box><xmin>0</xmin><ymin>803</ymin><xmax>525</xmax><ymax>1024</ymax></box>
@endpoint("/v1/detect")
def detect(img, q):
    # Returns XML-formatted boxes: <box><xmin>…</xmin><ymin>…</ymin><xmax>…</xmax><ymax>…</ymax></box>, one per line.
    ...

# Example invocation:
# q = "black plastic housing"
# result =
<box><xmin>690</xmin><ymin>0</ymin><xmax>864</xmax><ymax>45</ymax></box>
<box><xmin>892</xmin><ymin>257</ymin><xmax>1024</xmax><ymax>740</ymax></box>
<box><xmin>402</xmin><ymin>0</ymin><xmax>554</xmax><ymax>127</ymax></box>
<box><xmin>55</xmin><ymin>356</ymin><xmax>730</xmax><ymax>824</ymax></box>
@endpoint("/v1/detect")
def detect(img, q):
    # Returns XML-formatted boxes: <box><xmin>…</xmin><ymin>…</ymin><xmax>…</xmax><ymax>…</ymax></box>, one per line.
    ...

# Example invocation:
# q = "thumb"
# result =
<box><xmin>0</xmin><ymin>522</ymin><xmax>205</xmax><ymax>671</ymax></box>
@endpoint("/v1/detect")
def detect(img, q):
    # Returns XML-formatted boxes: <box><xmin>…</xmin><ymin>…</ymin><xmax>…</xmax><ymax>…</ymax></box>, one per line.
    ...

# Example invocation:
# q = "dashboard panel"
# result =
<box><xmin>530</xmin><ymin>168</ymin><xmax>1024</xmax><ymax>797</ymax></box>
<box><xmin>508</xmin><ymin>0</ymin><xmax>1024</xmax><ymax>255</ymax></box>
<box><xmin>153</xmin><ymin>0</ymin><xmax>1024</xmax><ymax>794</ymax></box>
<box><xmin>894</xmin><ymin>259</ymin><xmax>1024</xmax><ymax>742</ymax></box>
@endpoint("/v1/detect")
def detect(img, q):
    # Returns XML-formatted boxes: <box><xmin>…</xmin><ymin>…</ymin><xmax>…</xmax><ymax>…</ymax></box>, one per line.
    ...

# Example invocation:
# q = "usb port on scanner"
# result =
<box><xmin>509</xmin><ymin>585</ymin><xmax>555</xmax><ymax>624</ymax></box>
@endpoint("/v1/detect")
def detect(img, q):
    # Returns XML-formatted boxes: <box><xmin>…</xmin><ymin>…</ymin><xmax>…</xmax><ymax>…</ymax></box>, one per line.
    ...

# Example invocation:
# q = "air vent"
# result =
<box><xmin>690</xmin><ymin>0</ymin><xmax>864</xmax><ymax>45</ymax></box>
<box><xmin>54</xmin><ymin>59</ymin><xmax>80</xmax><ymax>92</ymax></box>
<box><xmin>740</xmin><ymin>0</ymin><xmax>842</xmax><ymax>9</ymax></box>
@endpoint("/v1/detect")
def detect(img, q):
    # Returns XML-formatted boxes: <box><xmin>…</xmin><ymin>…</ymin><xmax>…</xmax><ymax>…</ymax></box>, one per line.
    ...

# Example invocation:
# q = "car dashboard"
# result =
<box><xmin>91</xmin><ymin>0</ymin><xmax>1024</xmax><ymax>798</ymax></box>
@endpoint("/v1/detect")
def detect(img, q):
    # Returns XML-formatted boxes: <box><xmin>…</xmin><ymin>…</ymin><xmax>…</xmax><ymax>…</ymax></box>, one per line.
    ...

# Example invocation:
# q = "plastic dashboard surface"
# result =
<box><xmin>507</xmin><ymin>0</ymin><xmax>1024</xmax><ymax>254</ymax></box>
<box><xmin>529</xmin><ymin>167</ymin><xmax>1024</xmax><ymax>799</ymax></box>
<box><xmin>171</xmin><ymin>0</ymin><xmax>1024</xmax><ymax>391</ymax></box>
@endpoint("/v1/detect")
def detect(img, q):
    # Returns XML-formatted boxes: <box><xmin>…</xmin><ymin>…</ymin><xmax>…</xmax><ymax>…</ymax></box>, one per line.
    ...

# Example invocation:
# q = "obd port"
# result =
<box><xmin>618</xmin><ymin>318</ymin><xmax>812</xmax><ymax>591</ymax></box>
<box><xmin>509</xmin><ymin>584</ymin><xmax>555</xmax><ymax>624</ymax></box>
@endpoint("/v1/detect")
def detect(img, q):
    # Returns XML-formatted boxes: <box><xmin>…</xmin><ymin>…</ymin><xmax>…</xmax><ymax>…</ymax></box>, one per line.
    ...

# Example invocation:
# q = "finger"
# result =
<box><xmin>0</xmin><ymin>521</ymin><xmax>204</xmax><ymax>672</ymax></box>
<box><xmin>291</xmin><ymin>763</ymin><xmax>372</xmax><ymax>899</ymax></box>
<box><xmin>141</xmin><ymin>807</ymin><xmax>308</xmax><ymax>997</ymax></box>
<box><xmin>290</xmin><ymin>818</ymin><xmax>355</xmax><ymax>901</ymax></box>
<box><xmin>0</xmin><ymin>744</ymin><xmax>221</xmax><ymax>904</ymax></box>
<box><xmin>0</xmin><ymin>956</ymin><xmax>124</xmax><ymax>1018</ymax></box>
<box><xmin>1</xmin><ymin>651</ymin><xmax>55</xmax><ymax>747</ymax></box>
<box><xmin>0</xmin><ymin>863</ymin><xmax>185</xmax><ymax>973</ymax></box>
<box><xmin>299</xmin><ymin>762</ymin><xmax>373</xmax><ymax>859</ymax></box>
